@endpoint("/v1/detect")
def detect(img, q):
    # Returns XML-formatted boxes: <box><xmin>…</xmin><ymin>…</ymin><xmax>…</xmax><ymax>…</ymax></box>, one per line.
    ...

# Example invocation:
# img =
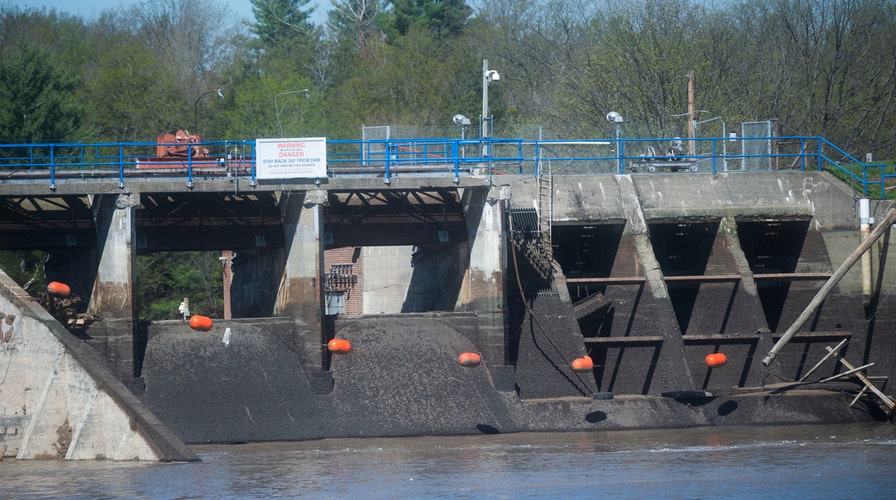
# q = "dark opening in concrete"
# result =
<box><xmin>736</xmin><ymin>218</ymin><xmax>811</xmax><ymax>331</ymax></box>
<box><xmin>648</xmin><ymin>220</ymin><xmax>720</xmax><ymax>334</ymax></box>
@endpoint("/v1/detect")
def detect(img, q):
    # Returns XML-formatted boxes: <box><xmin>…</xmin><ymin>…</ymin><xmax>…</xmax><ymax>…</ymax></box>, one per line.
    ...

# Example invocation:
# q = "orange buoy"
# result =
<box><xmin>47</xmin><ymin>281</ymin><xmax>71</xmax><ymax>299</ymax></box>
<box><xmin>327</xmin><ymin>338</ymin><xmax>352</xmax><ymax>355</ymax></box>
<box><xmin>705</xmin><ymin>353</ymin><xmax>727</xmax><ymax>368</ymax></box>
<box><xmin>571</xmin><ymin>355</ymin><xmax>594</xmax><ymax>373</ymax></box>
<box><xmin>189</xmin><ymin>315</ymin><xmax>214</xmax><ymax>332</ymax></box>
<box><xmin>458</xmin><ymin>352</ymin><xmax>482</xmax><ymax>368</ymax></box>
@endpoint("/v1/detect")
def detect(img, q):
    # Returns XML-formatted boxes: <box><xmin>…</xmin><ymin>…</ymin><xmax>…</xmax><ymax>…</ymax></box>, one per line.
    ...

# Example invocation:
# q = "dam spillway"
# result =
<box><xmin>1</xmin><ymin>168</ymin><xmax>895</xmax><ymax>449</ymax></box>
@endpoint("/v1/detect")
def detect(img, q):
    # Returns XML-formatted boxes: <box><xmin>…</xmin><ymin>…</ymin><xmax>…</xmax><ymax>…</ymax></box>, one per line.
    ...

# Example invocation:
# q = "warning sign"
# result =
<box><xmin>255</xmin><ymin>137</ymin><xmax>327</xmax><ymax>179</ymax></box>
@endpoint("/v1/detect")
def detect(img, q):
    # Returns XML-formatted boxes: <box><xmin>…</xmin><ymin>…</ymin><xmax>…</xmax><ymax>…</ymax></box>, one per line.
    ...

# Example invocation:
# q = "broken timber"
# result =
<box><xmin>763</xmin><ymin>208</ymin><xmax>896</xmax><ymax>366</ymax></box>
<box><xmin>798</xmin><ymin>338</ymin><xmax>894</xmax><ymax>412</ymax></box>
<box><xmin>822</xmin><ymin>345</ymin><xmax>895</xmax><ymax>413</ymax></box>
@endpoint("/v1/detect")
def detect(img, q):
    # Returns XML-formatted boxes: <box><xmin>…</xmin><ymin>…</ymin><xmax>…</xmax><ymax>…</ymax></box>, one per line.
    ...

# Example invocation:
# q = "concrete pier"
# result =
<box><xmin>86</xmin><ymin>194</ymin><xmax>139</xmax><ymax>379</ymax></box>
<box><xmin>274</xmin><ymin>190</ymin><xmax>325</xmax><ymax>369</ymax></box>
<box><xmin>455</xmin><ymin>186</ymin><xmax>506</xmax><ymax>366</ymax></box>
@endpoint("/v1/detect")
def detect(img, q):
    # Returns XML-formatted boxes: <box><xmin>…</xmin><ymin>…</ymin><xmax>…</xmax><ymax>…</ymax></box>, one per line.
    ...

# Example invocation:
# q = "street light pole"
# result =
<box><xmin>482</xmin><ymin>59</ymin><xmax>489</xmax><ymax>149</ymax></box>
<box><xmin>194</xmin><ymin>88</ymin><xmax>224</xmax><ymax>133</ymax></box>
<box><xmin>274</xmin><ymin>89</ymin><xmax>310</xmax><ymax>137</ymax></box>
<box><xmin>687</xmin><ymin>70</ymin><xmax>695</xmax><ymax>156</ymax></box>
<box><xmin>481</xmin><ymin>59</ymin><xmax>500</xmax><ymax>157</ymax></box>
<box><xmin>606</xmin><ymin>111</ymin><xmax>624</xmax><ymax>172</ymax></box>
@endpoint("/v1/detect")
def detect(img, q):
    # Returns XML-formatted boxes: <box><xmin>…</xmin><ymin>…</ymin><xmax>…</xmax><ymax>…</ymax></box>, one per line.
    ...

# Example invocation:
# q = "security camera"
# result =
<box><xmin>606</xmin><ymin>111</ymin><xmax>623</xmax><ymax>123</ymax></box>
<box><xmin>453</xmin><ymin>114</ymin><xmax>471</xmax><ymax>126</ymax></box>
<box><xmin>486</xmin><ymin>70</ymin><xmax>500</xmax><ymax>82</ymax></box>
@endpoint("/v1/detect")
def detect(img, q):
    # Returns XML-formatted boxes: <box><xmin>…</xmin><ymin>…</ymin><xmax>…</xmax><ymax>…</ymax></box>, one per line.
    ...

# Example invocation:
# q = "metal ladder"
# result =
<box><xmin>532</xmin><ymin>159</ymin><xmax>554</xmax><ymax>276</ymax></box>
<box><xmin>537</xmin><ymin>159</ymin><xmax>553</xmax><ymax>241</ymax></box>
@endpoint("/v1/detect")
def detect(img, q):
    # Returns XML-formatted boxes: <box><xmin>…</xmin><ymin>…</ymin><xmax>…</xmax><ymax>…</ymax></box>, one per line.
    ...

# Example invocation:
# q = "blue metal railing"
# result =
<box><xmin>0</xmin><ymin>136</ymin><xmax>891</xmax><ymax>198</ymax></box>
<box><xmin>812</xmin><ymin>137</ymin><xmax>891</xmax><ymax>197</ymax></box>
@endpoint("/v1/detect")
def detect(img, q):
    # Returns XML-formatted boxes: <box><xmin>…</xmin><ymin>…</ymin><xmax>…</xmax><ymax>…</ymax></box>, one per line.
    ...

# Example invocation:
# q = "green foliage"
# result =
<box><xmin>378</xmin><ymin>0</ymin><xmax>472</xmax><ymax>41</ymax></box>
<box><xmin>221</xmin><ymin>72</ymin><xmax>316</xmax><ymax>138</ymax></box>
<box><xmin>0</xmin><ymin>251</ymin><xmax>46</xmax><ymax>293</ymax></box>
<box><xmin>251</xmin><ymin>0</ymin><xmax>316</xmax><ymax>45</ymax></box>
<box><xmin>325</xmin><ymin>25</ymin><xmax>479</xmax><ymax>136</ymax></box>
<box><xmin>0</xmin><ymin>42</ymin><xmax>82</xmax><ymax>142</ymax></box>
<box><xmin>78</xmin><ymin>25</ymin><xmax>184</xmax><ymax>141</ymax></box>
<box><xmin>821</xmin><ymin>160</ymin><xmax>896</xmax><ymax>200</ymax></box>
<box><xmin>136</xmin><ymin>252</ymin><xmax>224</xmax><ymax>321</ymax></box>
<box><xmin>3</xmin><ymin>0</ymin><xmax>894</xmax><ymax>152</ymax></box>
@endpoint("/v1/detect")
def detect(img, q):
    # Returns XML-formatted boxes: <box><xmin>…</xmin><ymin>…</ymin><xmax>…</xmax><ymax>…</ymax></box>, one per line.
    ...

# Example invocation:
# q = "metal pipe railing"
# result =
<box><xmin>0</xmin><ymin>136</ymin><xmax>891</xmax><ymax>198</ymax></box>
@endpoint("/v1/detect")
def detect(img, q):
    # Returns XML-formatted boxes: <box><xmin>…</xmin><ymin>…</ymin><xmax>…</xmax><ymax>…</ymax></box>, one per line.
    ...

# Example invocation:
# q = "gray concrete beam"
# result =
<box><xmin>0</xmin><ymin>175</ymin><xmax>489</xmax><ymax>197</ymax></box>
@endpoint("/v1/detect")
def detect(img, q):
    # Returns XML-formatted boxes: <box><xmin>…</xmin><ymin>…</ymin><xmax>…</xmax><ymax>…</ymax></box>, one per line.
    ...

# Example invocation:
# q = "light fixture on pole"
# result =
<box><xmin>606</xmin><ymin>111</ymin><xmax>624</xmax><ymax>171</ymax></box>
<box><xmin>694</xmin><ymin>114</ymin><xmax>722</xmax><ymax>137</ymax></box>
<box><xmin>194</xmin><ymin>88</ymin><xmax>224</xmax><ymax>132</ymax></box>
<box><xmin>453</xmin><ymin>114</ymin><xmax>471</xmax><ymax>157</ymax></box>
<box><xmin>453</xmin><ymin>114</ymin><xmax>471</xmax><ymax>138</ymax></box>
<box><xmin>274</xmin><ymin>89</ymin><xmax>310</xmax><ymax>137</ymax></box>
<box><xmin>481</xmin><ymin>59</ymin><xmax>500</xmax><ymax>157</ymax></box>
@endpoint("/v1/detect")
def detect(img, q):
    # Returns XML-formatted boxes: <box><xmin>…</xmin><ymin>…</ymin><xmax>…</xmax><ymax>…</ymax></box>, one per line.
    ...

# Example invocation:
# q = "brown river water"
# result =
<box><xmin>3</xmin><ymin>422</ymin><xmax>895</xmax><ymax>499</ymax></box>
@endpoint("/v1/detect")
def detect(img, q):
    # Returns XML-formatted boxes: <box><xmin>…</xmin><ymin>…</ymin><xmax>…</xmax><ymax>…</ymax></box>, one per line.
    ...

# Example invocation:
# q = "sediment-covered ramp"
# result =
<box><xmin>140</xmin><ymin>314</ymin><xmax>517</xmax><ymax>443</ymax></box>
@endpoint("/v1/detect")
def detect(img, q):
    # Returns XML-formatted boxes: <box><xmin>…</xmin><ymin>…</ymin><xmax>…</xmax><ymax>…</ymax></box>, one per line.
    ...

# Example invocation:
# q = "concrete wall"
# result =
<box><xmin>361</xmin><ymin>246</ymin><xmax>414</xmax><ymax>313</ymax></box>
<box><xmin>507</xmin><ymin>172</ymin><xmax>859</xmax><ymax>230</ymax></box>
<box><xmin>0</xmin><ymin>270</ymin><xmax>196</xmax><ymax>461</ymax></box>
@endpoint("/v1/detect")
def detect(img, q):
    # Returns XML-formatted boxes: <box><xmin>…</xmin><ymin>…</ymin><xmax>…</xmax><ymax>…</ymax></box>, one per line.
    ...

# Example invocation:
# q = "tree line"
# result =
<box><xmin>1</xmin><ymin>0</ymin><xmax>894</xmax><ymax>155</ymax></box>
<box><xmin>1</xmin><ymin>0</ymin><xmax>895</xmax><ymax>320</ymax></box>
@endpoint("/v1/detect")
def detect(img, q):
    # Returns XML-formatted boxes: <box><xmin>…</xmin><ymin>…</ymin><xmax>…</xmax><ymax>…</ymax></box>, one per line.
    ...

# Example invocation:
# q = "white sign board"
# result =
<box><xmin>255</xmin><ymin>137</ymin><xmax>327</xmax><ymax>179</ymax></box>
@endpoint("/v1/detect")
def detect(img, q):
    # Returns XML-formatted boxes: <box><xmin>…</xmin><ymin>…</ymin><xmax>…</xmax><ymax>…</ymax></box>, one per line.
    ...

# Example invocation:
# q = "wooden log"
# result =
<box><xmin>825</xmin><ymin>346</ymin><xmax>895</xmax><ymax>411</ymax></box>
<box><xmin>763</xmin><ymin>208</ymin><xmax>896</xmax><ymax>366</ymax></box>
<box><xmin>799</xmin><ymin>338</ymin><xmax>849</xmax><ymax>382</ymax></box>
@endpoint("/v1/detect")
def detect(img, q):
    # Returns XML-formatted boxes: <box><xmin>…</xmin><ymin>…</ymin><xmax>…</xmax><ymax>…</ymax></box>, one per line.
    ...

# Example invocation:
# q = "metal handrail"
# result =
<box><xmin>0</xmin><ymin>136</ymin><xmax>891</xmax><ymax>198</ymax></box>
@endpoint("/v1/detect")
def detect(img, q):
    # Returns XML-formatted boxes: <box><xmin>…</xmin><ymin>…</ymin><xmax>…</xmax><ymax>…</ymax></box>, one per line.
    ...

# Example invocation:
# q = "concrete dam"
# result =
<box><xmin>2</xmin><ymin>166</ymin><xmax>895</xmax><ymax>456</ymax></box>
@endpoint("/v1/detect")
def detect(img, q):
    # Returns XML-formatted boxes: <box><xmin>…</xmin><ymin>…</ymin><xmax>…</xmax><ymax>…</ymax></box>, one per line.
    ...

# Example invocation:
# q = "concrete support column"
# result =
<box><xmin>456</xmin><ymin>185</ymin><xmax>507</xmax><ymax>367</ymax></box>
<box><xmin>88</xmin><ymin>194</ymin><xmax>138</xmax><ymax>318</ymax></box>
<box><xmin>275</xmin><ymin>190</ymin><xmax>325</xmax><ymax>369</ymax></box>
<box><xmin>614</xmin><ymin>176</ymin><xmax>668</xmax><ymax>301</ymax></box>
<box><xmin>86</xmin><ymin>193</ymin><xmax>138</xmax><ymax>377</ymax></box>
<box><xmin>720</xmin><ymin>217</ymin><xmax>761</xmax><ymax>300</ymax></box>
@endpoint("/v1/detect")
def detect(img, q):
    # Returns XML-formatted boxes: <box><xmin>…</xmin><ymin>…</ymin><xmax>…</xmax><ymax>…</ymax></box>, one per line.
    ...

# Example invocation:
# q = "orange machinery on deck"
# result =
<box><xmin>155</xmin><ymin>130</ymin><xmax>210</xmax><ymax>158</ymax></box>
<box><xmin>136</xmin><ymin>130</ymin><xmax>252</xmax><ymax>174</ymax></box>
